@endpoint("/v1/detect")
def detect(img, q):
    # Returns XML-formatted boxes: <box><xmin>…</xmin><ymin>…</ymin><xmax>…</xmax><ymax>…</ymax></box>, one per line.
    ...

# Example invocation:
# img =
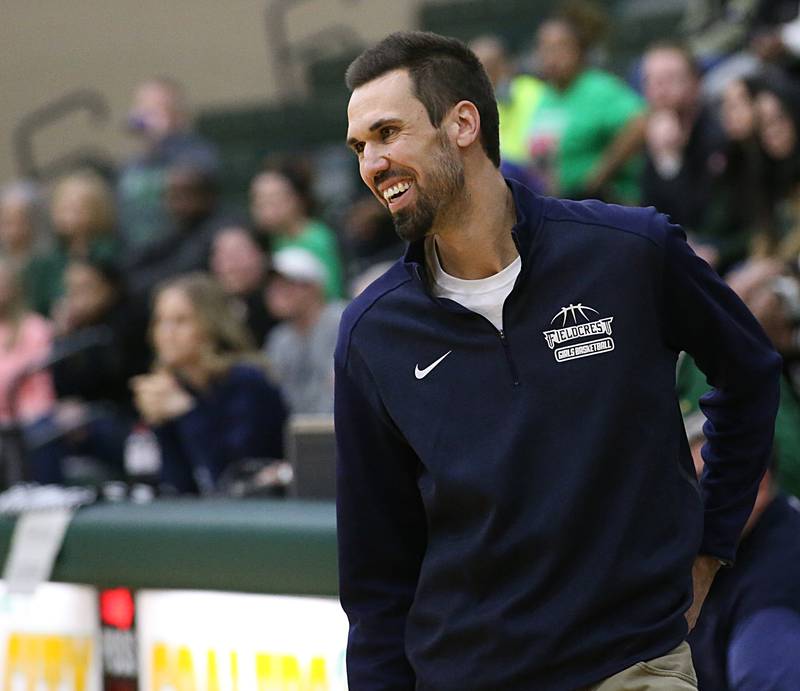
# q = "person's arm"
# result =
<box><xmin>659</xmin><ymin>215</ymin><xmax>782</xmax><ymax>565</ymax></box>
<box><xmin>335</xmin><ymin>338</ymin><xmax>427</xmax><ymax>690</ymax></box>
<box><xmin>586</xmin><ymin>114</ymin><xmax>646</xmax><ymax>195</ymax></box>
<box><xmin>727</xmin><ymin>607</ymin><xmax>800</xmax><ymax>689</ymax></box>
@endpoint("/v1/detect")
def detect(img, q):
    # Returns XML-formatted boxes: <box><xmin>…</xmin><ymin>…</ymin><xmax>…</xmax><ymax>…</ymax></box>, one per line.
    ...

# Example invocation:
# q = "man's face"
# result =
<box><xmin>535</xmin><ymin>21</ymin><xmax>582</xmax><ymax>87</ymax></box>
<box><xmin>129</xmin><ymin>82</ymin><xmax>182</xmax><ymax>143</ymax></box>
<box><xmin>250</xmin><ymin>172</ymin><xmax>303</xmax><ymax>235</ymax></box>
<box><xmin>346</xmin><ymin>69</ymin><xmax>464</xmax><ymax>243</ymax></box>
<box><xmin>165</xmin><ymin>169</ymin><xmax>213</xmax><ymax>227</ymax></box>
<box><xmin>211</xmin><ymin>227</ymin><xmax>265</xmax><ymax>295</ymax></box>
<box><xmin>642</xmin><ymin>49</ymin><xmax>698</xmax><ymax>113</ymax></box>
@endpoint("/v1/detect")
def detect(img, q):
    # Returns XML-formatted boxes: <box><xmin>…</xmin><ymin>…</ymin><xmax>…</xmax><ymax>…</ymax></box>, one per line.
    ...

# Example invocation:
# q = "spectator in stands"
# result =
<box><xmin>527</xmin><ymin>1</ymin><xmax>645</xmax><ymax>203</ymax></box>
<box><xmin>132</xmin><ymin>273</ymin><xmax>287</xmax><ymax>494</ymax></box>
<box><xmin>687</xmin><ymin>440</ymin><xmax>800</xmax><ymax>689</ymax></box>
<box><xmin>469</xmin><ymin>35</ymin><xmax>545</xmax><ymax>168</ymax></box>
<box><xmin>210</xmin><ymin>225</ymin><xmax>277</xmax><ymax>344</ymax></box>
<box><xmin>678</xmin><ymin>258</ymin><xmax>800</xmax><ymax>499</ymax></box>
<box><xmin>51</xmin><ymin>259</ymin><xmax>148</xmax><ymax>413</ymax></box>
<box><xmin>250</xmin><ymin>162</ymin><xmax>344</xmax><ymax>300</ymax></box>
<box><xmin>0</xmin><ymin>259</ymin><xmax>55</xmax><ymax>432</ymax></box>
<box><xmin>684</xmin><ymin>0</ymin><xmax>800</xmax><ymax>98</ymax></box>
<box><xmin>33</xmin><ymin>258</ymin><xmax>146</xmax><ymax>483</ymax></box>
<box><xmin>640</xmin><ymin>42</ymin><xmax>729</xmax><ymax>266</ymax></box>
<box><xmin>125</xmin><ymin>164</ymin><xmax>225</xmax><ymax>301</ymax></box>
<box><xmin>752</xmin><ymin>70</ymin><xmax>800</xmax><ymax>255</ymax></box>
<box><xmin>469</xmin><ymin>35</ymin><xmax>546</xmax><ymax>193</ymax></box>
<box><xmin>33</xmin><ymin>171</ymin><xmax>120</xmax><ymax>317</ymax></box>
<box><xmin>701</xmin><ymin>76</ymin><xmax>772</xmax><ymax>269</ymax></box>
<box><xmin>117</xmin><ymin>77</ymin><xmax>219</xmax><ymax>252</ymax></box>
<box><xmin>264</xmin><ymin>248</ymin><xmax>343</xmax><ymax>415</ymax></box>
<box><xmin>0</xmin><ymin>181</ymin><xmax>52</xmax><ymax>315</ymax></box>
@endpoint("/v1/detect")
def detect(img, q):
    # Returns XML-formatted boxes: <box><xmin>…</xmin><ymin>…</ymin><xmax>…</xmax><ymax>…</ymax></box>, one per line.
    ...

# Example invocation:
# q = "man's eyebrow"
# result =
<box><xmin>346</xmin><ymin>118</ymin><xmax>401</xmax><ymax>148</ymax></box>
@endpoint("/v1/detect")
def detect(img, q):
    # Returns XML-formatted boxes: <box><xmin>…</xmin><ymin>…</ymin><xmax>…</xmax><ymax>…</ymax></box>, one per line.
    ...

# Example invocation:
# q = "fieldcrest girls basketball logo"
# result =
<box><xmin>543</xmin><ymin>303</ymin><xmax>615</xmax><ymax>363</ymax></box>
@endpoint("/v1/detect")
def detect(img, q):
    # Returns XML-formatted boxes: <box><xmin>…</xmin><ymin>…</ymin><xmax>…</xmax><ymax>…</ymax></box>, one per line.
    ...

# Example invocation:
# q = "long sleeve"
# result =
<box><xmin>335</xmin><ymin>341</ymin><xmax>427</xmax><ymax>691</ymax></box>
<box><xmin>659</xmin><ymin>215</ymin><xmax>782</xmax><ymax>563</ymax></box>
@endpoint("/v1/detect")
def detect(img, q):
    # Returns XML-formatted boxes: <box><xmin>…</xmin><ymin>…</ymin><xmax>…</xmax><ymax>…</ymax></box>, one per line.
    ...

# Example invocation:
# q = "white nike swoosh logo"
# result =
<box><xmin>415</xmin><ymin>351</ymin><xmax>452</xmax><ymax>380</ymax></box>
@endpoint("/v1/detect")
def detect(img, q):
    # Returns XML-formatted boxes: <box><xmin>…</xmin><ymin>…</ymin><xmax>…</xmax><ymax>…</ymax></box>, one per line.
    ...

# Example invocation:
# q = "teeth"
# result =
<box><xmin>382</xmin><ymin>181</ymin><xmax>412</xmax><ymax>201</ymax></box>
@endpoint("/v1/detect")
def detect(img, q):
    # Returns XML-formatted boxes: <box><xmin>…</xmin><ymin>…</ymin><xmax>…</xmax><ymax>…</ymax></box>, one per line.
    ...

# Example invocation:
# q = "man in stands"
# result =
<box><xmin>640</xmin><ymin>43</ymin><xmax>726</xmax><ymax>247</ymax></box>
<box><xmin>118</xmin><ymin>78</ymin><xmax>218</xmax><ymax>252</ymax></box>
<box><xmin>125</xmin><ymin>164</ymin><xmax>225</xmax><ymax>301</ymax></box>
<box><xmin>264</xmin><ymin>247</ymin><xmax>343</xmax><ymax>415</ymax></box>
<box><xmin>335</xmin><ymin>31</ymin><xmax>781</xmax><ymax>690</ymax></box>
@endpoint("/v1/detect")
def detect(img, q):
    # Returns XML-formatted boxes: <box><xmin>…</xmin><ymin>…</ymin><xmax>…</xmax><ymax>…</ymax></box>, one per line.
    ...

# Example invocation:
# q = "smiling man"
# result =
<box><xmin>334</xmin><ymin>31</ymin><xmax>781</xmax><ymax>691</ymax></box>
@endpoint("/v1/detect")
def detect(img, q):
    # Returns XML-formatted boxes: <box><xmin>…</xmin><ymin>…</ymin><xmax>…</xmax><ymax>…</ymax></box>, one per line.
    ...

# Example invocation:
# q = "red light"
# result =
<box><xmin>100</xmin><ymin>588</ymin><xmax>135</xmax><ymax>630</ymax></box>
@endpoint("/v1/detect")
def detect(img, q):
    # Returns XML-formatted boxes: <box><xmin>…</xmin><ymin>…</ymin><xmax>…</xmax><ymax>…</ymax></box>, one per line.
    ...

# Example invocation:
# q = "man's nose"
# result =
<box><xmin>361</xmin><ymin>144</ymin><xmax>390</xmax><ymax>181</ymax></box>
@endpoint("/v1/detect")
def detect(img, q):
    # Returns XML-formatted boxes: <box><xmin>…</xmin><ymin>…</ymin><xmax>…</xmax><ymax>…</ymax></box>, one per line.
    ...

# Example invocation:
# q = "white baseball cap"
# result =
<box><xmin>271</xmin><ymin>247</ymin><xmax>328</xmax><ymax>286</ymax></box>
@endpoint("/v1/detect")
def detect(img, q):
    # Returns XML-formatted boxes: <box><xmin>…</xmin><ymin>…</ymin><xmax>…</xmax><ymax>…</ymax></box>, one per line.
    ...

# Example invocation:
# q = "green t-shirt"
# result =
<box><xmin>527</xmin><ymin>68</ymin><xmax>644</xmax><ymax>204</ymax></box>
<box><xmin>272</xmin><ymin>219</ymin><xmax>344</xmax><ymax>300</ymax></box>
<box><xmin>25</xmin><ymin>234</ymin><xmax>121</xmax><ymax>317</ymax></box>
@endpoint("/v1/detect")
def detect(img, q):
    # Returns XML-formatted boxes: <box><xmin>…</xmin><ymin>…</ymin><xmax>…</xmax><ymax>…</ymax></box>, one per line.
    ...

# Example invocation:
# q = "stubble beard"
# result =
<box><xmin>391</xmin><ymin>132</ymin><xmax>465</xmax><ymax>244</ymax></box>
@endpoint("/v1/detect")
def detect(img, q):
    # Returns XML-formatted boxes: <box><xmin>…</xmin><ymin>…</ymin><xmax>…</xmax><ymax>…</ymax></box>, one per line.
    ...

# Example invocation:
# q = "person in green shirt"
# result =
<box><xmin>250</xmin><ymin>164</ymin><xmax>344</xmax><ymax>300</ymax></box>
<box><xmin>527</xmin><ymin>4</ymin><xmax>646</xmax><ymax>204</ymax></box>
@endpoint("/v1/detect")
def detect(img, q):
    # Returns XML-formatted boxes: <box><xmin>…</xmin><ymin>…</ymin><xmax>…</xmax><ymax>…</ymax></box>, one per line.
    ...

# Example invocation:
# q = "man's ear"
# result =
<box><xmin>446</xmin><ymin>100</ymin><xmax>481</xmax><ymax>150</ymax></box>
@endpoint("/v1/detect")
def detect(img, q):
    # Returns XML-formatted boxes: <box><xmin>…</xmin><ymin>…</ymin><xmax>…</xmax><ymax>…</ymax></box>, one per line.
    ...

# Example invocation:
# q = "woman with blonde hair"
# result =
<box><xmin>132</xmin><ymin>272</ymin><xmax>287</xmax><ymax>494</ymax></box>
<box><xmin>32</xmin><ymin>171</ymin><xmax>120</xmax><ymax>316</ymax></box>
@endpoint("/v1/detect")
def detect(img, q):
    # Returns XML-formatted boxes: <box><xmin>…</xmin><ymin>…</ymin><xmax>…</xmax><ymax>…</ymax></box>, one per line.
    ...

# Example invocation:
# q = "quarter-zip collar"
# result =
<box><xmin>402</xmin><ymin>178</ymin><xmax>544</xmax><ymax>292</ymax></box>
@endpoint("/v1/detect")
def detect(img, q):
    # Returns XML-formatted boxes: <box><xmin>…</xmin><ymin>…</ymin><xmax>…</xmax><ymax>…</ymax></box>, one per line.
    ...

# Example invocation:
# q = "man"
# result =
<box><xmin>264</xmin><ymin>247</ymin><xmax>343</xmax><ymax>415</ymax></box>
<box><xmin>640</xmin><ymin>43</ymin><xmax>727</xmax><ymax>247</ymax></box>
<box><xmin>117</xmin><ymin>78</ymin><xmax>219</xmax><ymax>252</ymax></box>
<box><xmin>210</xmin><ymin>225</ymin><xmax>276</xmax><ymax>345</ymax></box>
<box><xmin>335</xmin><ymin>31</ymin><xmax>781</xmax><ymax>690</ymax></box>
<box><xmin>124</xmin><ymin>164</ymin><xmax>225</xmax><ymax>301</ymax></box>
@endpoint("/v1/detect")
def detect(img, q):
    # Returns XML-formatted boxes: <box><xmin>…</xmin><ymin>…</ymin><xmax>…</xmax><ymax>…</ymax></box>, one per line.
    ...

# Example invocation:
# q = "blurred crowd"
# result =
<box><xmin>472</xmin><ymin>0</ymin><xmax>800</xmax><ymax>503</ymax></box>
<box><xmin>2</xmin><ymin>2</ymin><xmax>800</xmax><ymax>504</ymax></box>
<box><xmin>474</xmin><ymin>3</ymin><xmax>800</xmax><ymax>685</ymax></box>
<box><xmin>0</xmin><ymin>76</ymin><xmax>403</xmax><ymax>496</ymax></box>
<box><xmin>1</xmin><ymin>0</ymin><xmax>800</xmax><ymax>684</ymax></box>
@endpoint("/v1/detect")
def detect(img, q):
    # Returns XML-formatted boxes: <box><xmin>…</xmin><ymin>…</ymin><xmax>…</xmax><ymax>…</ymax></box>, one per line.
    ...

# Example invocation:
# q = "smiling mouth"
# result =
<box><xmin>382</xmin><ymin>180</ymin><xmax>413</xmax><ymax>203</ymax></box>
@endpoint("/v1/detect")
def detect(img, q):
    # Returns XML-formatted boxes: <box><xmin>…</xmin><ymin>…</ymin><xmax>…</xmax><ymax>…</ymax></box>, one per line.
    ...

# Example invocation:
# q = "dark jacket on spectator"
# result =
<box><xmin>154</xmin><ymin>363</ymin><xmax>287</xmax><ymax>494</ymax></box>
<box><xmin>641</xmin><ymin>107</ymin><xmax>727</xmax><ymax>234</ymax></box>
<box><xmin>689</xmin><ymin>494</ymin><xmax>800</xmax><ymax>690</ymax></box>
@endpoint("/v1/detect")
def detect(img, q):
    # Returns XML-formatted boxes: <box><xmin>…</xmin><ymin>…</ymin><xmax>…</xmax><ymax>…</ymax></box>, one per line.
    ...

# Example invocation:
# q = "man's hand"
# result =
<box><xmin>685</xmin><ymin>554</ymin><xmax>722</xmax><ymax>631</ymax></box>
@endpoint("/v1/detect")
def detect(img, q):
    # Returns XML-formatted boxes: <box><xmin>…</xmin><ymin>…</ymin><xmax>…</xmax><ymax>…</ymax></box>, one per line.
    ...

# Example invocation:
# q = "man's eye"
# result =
<box><xmin>353</xmin><ymin>143</ymin><xmax>365</xmax><ymax>155</ymax></box>
<box><xmin>380</xmin><ymin>127</ymin><xmax>397</xmax><ymax>139</ymax></box>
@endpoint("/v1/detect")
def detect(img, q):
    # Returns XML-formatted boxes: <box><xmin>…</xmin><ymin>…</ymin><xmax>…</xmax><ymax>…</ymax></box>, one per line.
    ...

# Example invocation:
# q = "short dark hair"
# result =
<box><xmin>345</xmin><ymin>31</ymin><xmax>500</xmax><ymax>167</ymax></box>
<box><xmin>644</xmin><ymin>40</ymin><xmax>701</xmax><ymax>78</ymax></box>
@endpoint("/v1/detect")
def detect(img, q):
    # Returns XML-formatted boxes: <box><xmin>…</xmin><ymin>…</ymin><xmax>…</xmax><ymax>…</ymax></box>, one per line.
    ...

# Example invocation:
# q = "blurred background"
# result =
<box><xmin>2</xmin><ymin>0</ymin><xmax>800</xmax><ymax>689</ymax></box>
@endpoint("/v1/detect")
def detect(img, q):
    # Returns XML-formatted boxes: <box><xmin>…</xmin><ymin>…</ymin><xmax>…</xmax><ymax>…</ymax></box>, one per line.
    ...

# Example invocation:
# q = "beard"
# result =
<box><xmin>390</xmin><ymin>131</ymin><xmax>465</xmax><ymax>243</ymax></box>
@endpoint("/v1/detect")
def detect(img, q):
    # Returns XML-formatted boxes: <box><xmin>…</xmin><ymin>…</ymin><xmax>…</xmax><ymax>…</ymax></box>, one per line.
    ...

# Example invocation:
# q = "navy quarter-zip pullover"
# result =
<box><xmin>334</xmin><ymin>180</ymin><xmax>781</xmax><ymax>690</ymax></box>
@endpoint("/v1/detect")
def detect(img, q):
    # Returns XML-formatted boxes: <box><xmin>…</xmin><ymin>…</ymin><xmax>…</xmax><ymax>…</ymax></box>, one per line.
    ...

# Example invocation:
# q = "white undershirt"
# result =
<box><xmin>427</xmin><ymin>238</ymin><xmax>521</xmax><ymax>331</ymax></box>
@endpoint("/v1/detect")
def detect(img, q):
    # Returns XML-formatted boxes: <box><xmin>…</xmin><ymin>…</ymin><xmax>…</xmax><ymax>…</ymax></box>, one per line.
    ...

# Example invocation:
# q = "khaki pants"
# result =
<box><xmin>585</xmin><ymin>642</ymin><xmax>698</xmax><ymax>690</ymax></box>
